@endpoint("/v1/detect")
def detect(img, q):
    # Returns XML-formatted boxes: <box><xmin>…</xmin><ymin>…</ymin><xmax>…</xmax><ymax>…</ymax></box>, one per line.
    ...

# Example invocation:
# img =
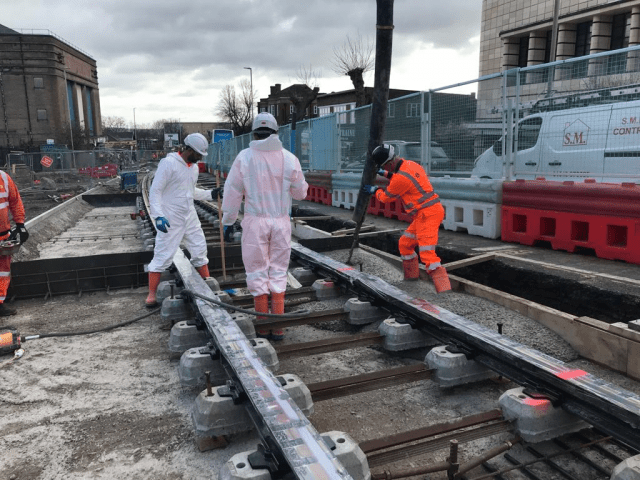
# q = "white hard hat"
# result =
<box><xmin>252</xmin><ymin>112</ymin><xmax>278</xmax><ymax>132</ymax></box>
<box><xmin>184</xmin><ymin>133</ymin><xmax>208</xmax><ymax>156</ymax></box>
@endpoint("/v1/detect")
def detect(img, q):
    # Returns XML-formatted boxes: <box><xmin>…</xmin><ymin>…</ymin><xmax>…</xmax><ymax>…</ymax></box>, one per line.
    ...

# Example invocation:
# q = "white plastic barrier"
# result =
<box><xmin>441</xmin><ymin>199</ymin><xmax>502</xmax><ymax>239</ymax></box>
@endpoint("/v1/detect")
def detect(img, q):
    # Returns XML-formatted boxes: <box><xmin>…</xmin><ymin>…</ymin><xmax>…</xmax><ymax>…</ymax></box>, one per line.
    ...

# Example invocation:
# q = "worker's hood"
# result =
<box><xmin>250</xmin><ymin>134</ymin><xmax>282</xmax><ymax>152</ymax></box>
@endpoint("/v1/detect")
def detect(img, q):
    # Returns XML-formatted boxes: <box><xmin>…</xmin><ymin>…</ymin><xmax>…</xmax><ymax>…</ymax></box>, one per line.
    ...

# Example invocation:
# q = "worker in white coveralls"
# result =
<box><xmin>145</xmin><ymin>133</ymin><xmax>222</xmax><ymax>307</ymax></box>
<box><xmin>221</xmin><ymin>112</ymin><xmax>308</xmax><ymax>340</ymax></box>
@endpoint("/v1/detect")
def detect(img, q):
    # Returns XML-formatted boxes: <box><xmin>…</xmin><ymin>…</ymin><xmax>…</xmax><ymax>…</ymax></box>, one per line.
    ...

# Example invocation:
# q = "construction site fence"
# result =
<box><xmin>206</xmin><ymin>45</ymin><xmax>640</xmax><ymax>183</ymax></box>
<box><xmin>4</xmin><ymin>149</ymin><xmax>165</xmax><ymax>188</ymax></box>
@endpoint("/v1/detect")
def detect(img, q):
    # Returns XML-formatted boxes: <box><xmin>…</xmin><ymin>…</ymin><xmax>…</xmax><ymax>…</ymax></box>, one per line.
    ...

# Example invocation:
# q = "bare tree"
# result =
<box><xmin>101</xmin><ymin>116</ymin><xmax>128</xmax><ymax>132</ymax></box>
<box><xmin>331</xmin><ymin>33</ymin><xmax>374</xmax><ymax>107</ymax></box>
<box><xmin>215</xmin><ymin>79</ymin><xmax>255</xmax><ymax>136</ymax></box>
<box><xmin>294</xmin><ymin>64</ymin><xmax>322</xmax><ymax>90</ymax></box>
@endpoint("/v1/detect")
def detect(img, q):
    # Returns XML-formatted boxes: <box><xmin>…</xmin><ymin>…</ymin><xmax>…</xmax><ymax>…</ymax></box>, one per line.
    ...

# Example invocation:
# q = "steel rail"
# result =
<box><xmin>290</xmin><ymin>242</ymin><xmax>640</xmax><ymax>451</ymax></box>
<box><xmin>141</xmin><ymin>174</ymin><xmax>352</xmax><ymax>480</ymax></box>
<box><xmin>307</xmin><ymin>364</ymin><xmax>433</xmax><ymax>402</ymax></box>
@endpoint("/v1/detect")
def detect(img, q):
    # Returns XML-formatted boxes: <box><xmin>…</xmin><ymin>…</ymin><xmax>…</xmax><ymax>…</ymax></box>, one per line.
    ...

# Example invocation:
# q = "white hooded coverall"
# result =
<box><xmin>148</xmin><ymin>152</ymin><xmax>212</xmax><ymax>272</ymax></box>
<box><xmin>221</xmin><ymin>135</ymin><xmax>308</xmax><ymax>296</ymax></box>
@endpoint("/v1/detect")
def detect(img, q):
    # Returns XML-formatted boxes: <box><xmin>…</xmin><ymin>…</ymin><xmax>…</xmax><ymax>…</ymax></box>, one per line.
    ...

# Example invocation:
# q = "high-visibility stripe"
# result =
<box><xmin>427</xmin><ymin>262</ymin><xmax>441</xmax><ymax>271</ymax></box>
<box><xmin>0</xmin><ymin>296</ymin><xmax>6</xmax><ymax>301</ymax></box>
<box><xmin>0</xmin><ymin>202</ymin><xmax>8</xmax><ymax>210</ymax></box>
<box><xmin>419</xmin><ymin>245</ymin><xmax>436</xmax><ymax>252</ymax></box>
<box><xmin>402</xmin><ymin>232</ymin><xmax>417</xmax><ymax>239</ymax></box>
<box><xmin>401</xmin><ymin>253</ymin><xmax>418</xmax><ymax>260</ymax></box>
<box><xmin>0</xmin><ymin>271</ymin><xmax>10</xmax><ymax>277</ymax></box>
<box><xmin>381</xmin><ymin>188</ymin><xmax>402</xmax><ymax>200</ymax></box>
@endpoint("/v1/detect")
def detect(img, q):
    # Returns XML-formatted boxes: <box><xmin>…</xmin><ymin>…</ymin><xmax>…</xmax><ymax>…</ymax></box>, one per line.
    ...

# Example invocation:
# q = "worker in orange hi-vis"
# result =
<box><xmin>362</xmin><ymin>144</ymin><xmax>451</xmax><ymax>293</ymax></box>
<box><xmin>0</xmin><ymin>170</ymin><xmax>28</xmax><ymax>315</ymax></box>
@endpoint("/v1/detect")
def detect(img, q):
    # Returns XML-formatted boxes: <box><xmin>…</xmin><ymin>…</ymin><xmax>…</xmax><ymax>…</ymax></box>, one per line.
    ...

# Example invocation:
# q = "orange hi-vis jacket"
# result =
<box><xmin>374</xmin><ymin>159</ymin><xmax>440</xmax><ymax>214</ymax></box>
<box><xmin>0</xmin><ymin>170</ymin><xmax>25</xmax><ymax>235</ymax></box>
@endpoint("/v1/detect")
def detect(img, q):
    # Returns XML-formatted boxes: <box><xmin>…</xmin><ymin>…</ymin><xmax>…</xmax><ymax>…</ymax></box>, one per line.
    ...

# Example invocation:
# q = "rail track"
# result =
<box><xmin>128</xmin><ymin>170</ymin><xmax>640</xmax><ymax>479</ymax></box>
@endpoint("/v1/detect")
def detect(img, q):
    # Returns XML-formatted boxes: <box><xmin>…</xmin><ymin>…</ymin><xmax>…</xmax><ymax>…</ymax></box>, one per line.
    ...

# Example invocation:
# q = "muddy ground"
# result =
<box><xmin>2</xmin><ymin>245</ymin><xmax>640</xmax><ymax>479</ymax></box>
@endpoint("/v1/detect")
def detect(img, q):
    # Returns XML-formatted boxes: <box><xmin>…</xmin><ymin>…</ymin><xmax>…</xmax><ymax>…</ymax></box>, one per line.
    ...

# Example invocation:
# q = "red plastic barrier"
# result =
<box><xmin>501</xmin><ymin>205</ymin><xmax>640</xmax><ymax>264</ymax></box>
<box><xmin>197</xmin><ymin>162</ymin><xmax>206</xmax><ymax>173</ymax></box>
<box><xmin>503</xmin><ymin>179</ymin><xmax>640</xmax><ymax>218</ymax></box>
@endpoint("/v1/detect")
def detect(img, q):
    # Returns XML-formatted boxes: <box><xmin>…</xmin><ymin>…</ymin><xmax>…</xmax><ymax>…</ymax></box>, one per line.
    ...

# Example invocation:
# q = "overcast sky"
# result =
<box><xmin>4</xmin><ymin>0</ymin><xmax>483</xmax><ymax>126</ymax></box>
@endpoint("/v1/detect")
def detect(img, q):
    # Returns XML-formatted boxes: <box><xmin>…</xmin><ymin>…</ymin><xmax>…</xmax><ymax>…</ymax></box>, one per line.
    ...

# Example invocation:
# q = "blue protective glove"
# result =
<box><xmin>223</xmin><ymin>225</ymin><xmax>233</xmax><ymax>242</ymax></box>
<box><xmin>155</xmin><ymin>216</ymin><xmax>170</xmax><ymax>233</ymax></box>
<box><xmin>361</xmin><ymin>184</ymin><xmax>379</xmax><ymax>195</ymax></box>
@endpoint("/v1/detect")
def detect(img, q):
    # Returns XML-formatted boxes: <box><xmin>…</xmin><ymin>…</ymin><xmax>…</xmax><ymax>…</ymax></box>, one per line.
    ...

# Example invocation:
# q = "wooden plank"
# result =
<box><xmin>451</xmin><ymin>274</ymin><xmax>630</xmax><ymax>374</ymax></box>
<box><xmin>332</xmin><ymin>224</ymin><xmax>375</xmax><ymax>236</ymax></box>
<box><xmin>441</xmin><ymin>253</ymin><xmax>496</xmax><ymax>271</ymax></box>
<box><xmin>495</xmin><ymin>253</ymin><xmax>640</xmax><ymax>288</ymax></box>
<box><xmin>628</xmin><ymin>342</ymin><xmax>640</xmax><ymax>381</ymax></box>
<box><xmin>361</xmin><ymin>244</ymin><xmax>635</xmax><ymax>376</ymax></box>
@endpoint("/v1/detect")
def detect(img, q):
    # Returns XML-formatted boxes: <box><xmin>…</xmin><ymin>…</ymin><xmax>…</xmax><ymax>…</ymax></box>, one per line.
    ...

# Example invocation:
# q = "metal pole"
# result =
<box><xmin>546</xmin><ymin>0</ymin><xmax>561</xmax><ymax>96</ymax></box>
<box><xmin>244</xmin><ymin>67</ymin><xmax>253</xmax><ymax>124</ymax></box>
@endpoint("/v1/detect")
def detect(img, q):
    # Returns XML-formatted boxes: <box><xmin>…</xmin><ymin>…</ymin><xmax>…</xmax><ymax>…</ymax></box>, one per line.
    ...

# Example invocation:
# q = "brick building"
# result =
<box><xmin>478</xmin><ymin>0</ymin><xmax>640</xmax><ymax>114</ymax></box>
<box><xmin>0</xmin><ymin>24</ymin><xmax>102</xmax><ymax>153</ymax></box>
<box><xmin>257</xmin><ymin>84</ymin><xmax>321</xmax><ymax>126</ymax></box>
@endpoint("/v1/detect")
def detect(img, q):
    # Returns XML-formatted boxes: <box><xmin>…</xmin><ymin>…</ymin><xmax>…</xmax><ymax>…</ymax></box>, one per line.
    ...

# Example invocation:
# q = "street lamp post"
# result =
<box><xmin>244</xmin><ymin>67</ymin><xmax>253</xmax><ymax>124</ymax></box>
<box><xmin>133</xmin><ymin>108</ymin><xmax>137</xmax><ymax>141</ymax></box>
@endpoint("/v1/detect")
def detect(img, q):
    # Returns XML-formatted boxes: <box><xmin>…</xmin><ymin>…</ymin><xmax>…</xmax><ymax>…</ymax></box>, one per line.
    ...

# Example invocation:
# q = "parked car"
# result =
<box><xmin>383</xmin><ymin>140</ymin><xmax>452</xmax><ymax>170</ymax></box>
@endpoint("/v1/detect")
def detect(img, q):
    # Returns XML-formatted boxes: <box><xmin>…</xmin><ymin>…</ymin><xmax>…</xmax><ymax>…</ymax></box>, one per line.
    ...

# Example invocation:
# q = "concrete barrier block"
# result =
<box><xmin>612</xmin><ymin>456</ymin><xmax>640</xmax><ymax>480</ymax></box>
<box><xmin>322</xmin><ymin>431</ymin><xmax>371</xmax><ymax>480</ymax></box>
<box><xmin>253</xmin><ymin>339</ymin><xmax>279</xmax><ymax>373</ymax></box>
<box><xmin>277</xmin><ymin>374</ymin><xmax>313</xmax><ymax>416</ymax></box>
<box><xmin>169</xmin><ymin>321</ymin><xmax>210</xmax><ymax>354</ymax></box>
<box><xmin>231</xmin><ymin>313</ymin><xmax>256</xmax><ymax>339</ymax></box>
<box><xmin>291</xmin><ymin>267</ymin><xmax>317</xmax><ymax>287</ymax></box>
<box><xmin>219</xmin><ymin>451</ymin><xmax>271</xmax><ymax>480</ymax></box>
<box><xmin>193</xmin><ymin>375</ymin><xmax>313</xmax><ymax>437</ymax></box>
<box><xmin>161</xmin><ymin>296</ymin><xmax>191</xmax><ymax>325</ymax></box>
<box><xmin>379</xmin><ymin>318</ymin><xmax>437</xmax><ymax>351</ymax></box>
<box><xmin>344</xmin><ymin>298</ymin><xmax>387</xmax><ymax>325</ymax></box>
<box><xmin>425</xmin><ymin>346</ymin><xmax>496</xmax><ymax>387</ymax></box>
<box><xmin>499</xmin><ymin>387</ymin><xmax>589</xmax><ymax>443</ymax></box>
<box><xmin>313</xmin><ymin>279</ymin><xmax>340</xmax><ymax>300</ymax></box>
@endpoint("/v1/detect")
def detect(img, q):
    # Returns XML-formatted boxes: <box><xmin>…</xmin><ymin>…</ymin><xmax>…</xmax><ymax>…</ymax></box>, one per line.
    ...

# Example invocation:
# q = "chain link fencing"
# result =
<box><xmin>209</xmin><ymin>45</ymin><xmax>640</xmax><ymax>183</ymax></box>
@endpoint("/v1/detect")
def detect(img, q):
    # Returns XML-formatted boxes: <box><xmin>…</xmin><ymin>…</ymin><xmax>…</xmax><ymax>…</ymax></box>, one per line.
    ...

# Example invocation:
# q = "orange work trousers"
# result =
<box><xmin>398</xmin><ymin>203</ymin><xmax>444</xmax><ymax>271</ymax></box>
<box><xmin>0</xmin><ymin>233</ymin><xmax>11</xmax><ymax>303</ymax></box>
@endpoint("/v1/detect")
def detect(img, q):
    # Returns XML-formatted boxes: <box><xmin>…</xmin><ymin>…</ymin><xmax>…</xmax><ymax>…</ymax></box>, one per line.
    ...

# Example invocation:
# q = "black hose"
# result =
<box><xmin>23</xmin><ymin>308</ymin><xmax>161</xmax><ymax>341</ymax></box>
<box><xmin>183</xmin><ymin>289</ymin><xmax>311</xmax><ymax>318</ymax></box>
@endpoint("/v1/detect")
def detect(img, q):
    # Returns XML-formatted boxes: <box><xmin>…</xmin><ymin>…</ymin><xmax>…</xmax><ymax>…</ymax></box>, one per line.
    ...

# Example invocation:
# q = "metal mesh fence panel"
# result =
<box><xmin>505</xmin><ymin>46</ymin><xmax>640</xmax><ymax>181</ymax></box>
<box><xmin>308</xmin><ymin>114</ymin><xmax>339</xmax><ymax>171</ymax></box>
<box><xmin>430</xmin><ymin>77</ymin><xmax>502</xmax><ymax>177</ymax></box>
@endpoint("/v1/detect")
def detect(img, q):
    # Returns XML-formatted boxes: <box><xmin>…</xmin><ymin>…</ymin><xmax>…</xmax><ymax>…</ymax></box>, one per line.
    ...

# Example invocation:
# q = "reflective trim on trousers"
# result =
<box><xmin>427</xmin><ymin>262</ymin><xmax>441</xmax><ymax>271</ymax></box>
<box><xmin>0</xmin><ymin>271</ymin><xmax>10</xmax><ymax>277</ymax></box>
<box><xmin>401</xmin><ymin>252</ymin><xmax>418</xmax><ymax>260</ymax></box>
<box><xmin>0</xmin><ymin>296</ymin><xmax>5</xmax><ymax>301</ymax></box>
<box><xmin>0</xmin><ymin>202</ymin><xmax>8</xmax><ymax>210</ymax></box>
<box><xmin>419</xmin><ymin>245</ymin><xmax>436</xmax><ymax>252</ymax></box>
<box><xmin>402</xmin><ymin>232</ymin><xmax>417</xmax><ymax>239</ymax></box>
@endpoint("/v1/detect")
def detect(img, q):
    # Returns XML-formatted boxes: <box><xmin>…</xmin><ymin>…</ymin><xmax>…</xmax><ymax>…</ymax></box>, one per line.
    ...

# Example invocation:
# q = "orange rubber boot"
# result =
<box><xmin>429</xmin><ymin>266</ymin><xmax>451</xmax><ymax>294</ymax></box>
<box><xmin>196</xmin><ymin>264</ymin><xmax>210</xmax><ymax>279</ymax></box>
<box><xmin>254</xmin><ymin>294</ymin><xmax>270</xmax><ymax>338</ymax></box>
<box><xmin>402</xmin><ymin>256</ymin><xmax>419</xmax><ymax>281</ymax></box>
<box><xmin>270</xmin><ymin>292</ymin><xmax>285</xmax><ymax>341</ymax></box>
<box><xmin>145</xmin><ymin>272</ymin><xmax>162</xmax><ymax>307</ymax></box>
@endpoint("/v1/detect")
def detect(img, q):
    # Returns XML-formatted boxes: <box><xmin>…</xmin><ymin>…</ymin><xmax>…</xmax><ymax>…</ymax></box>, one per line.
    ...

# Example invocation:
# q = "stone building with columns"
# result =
<box><xmin>0</xmin><ymin>24</ymin><xmax>102</xmax><ymax>152</ymax></box>
<box><xmin>478</xmin><ymin>0</ymin><xmax>640</xmax><ymax>117</ymax></box>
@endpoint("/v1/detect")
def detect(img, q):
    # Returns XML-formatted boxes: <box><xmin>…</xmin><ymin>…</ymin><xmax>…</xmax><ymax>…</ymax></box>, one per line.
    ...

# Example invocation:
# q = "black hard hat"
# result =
<box><xmin>372</xmin><ymin>144</ymin><xmax>396</xmax><ymax>167</ymax></box>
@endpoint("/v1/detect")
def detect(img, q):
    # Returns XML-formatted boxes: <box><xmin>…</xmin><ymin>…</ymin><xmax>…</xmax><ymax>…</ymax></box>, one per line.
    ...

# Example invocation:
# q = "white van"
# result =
<box><xmin>472</xmin><ymin>99</ymin><xmax>640</xmax><ymax>182</ymax></box>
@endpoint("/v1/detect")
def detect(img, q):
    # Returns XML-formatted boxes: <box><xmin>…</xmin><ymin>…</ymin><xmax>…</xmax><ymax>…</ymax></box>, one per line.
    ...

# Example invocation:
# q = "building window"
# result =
<box><xmin>518</xmin><ymin>36</ymin><xmax>529</xmax><ymax>68</ymax></box>
<box><xmin>544</xmin><ymin>30</ymin><xmax>553</xmax><ymax>63</ymax></box>
<box><xmin>611</xmin><ymin>13</ymin><xmax>631</xmax><ymax>50</ymax></box>
<box><xmin>260</xmin><ymin>107</ymin><xmax>266</xmax><ymax>113</ymax></box>
<box><xmin>290</xmin><ymin>104</ymin><xmax>295</xmax><ymax>114</ymax></box>
<box><xmin>387</xmin><ymin>103</ymin><xmax>395</xmax><ymax>118</ymax></box>
<box><xmin>34</xmin><ymin>77</ymin><xmax>44</xmax><ymax>89</ymax></box>
<box><xmin>608</xmin><ymin>13</ymin><xmax>631</xmax><ymax>75</ymax></box>
<box><xmin>406</xmin><ymin>103</ymin><xmax>420</xmax><ymax>117</ymax></box>
<box><xmin>270</xmin><ymin>105</ymin><xmax>277</xmax><ymax>117</ymax></box>
<box><xmin>37</xmin><ymin>109</ymin><xmax>47</xmax><ymax>121</ymax></box>
<box><xmin>313</xmin><ymin>105</ymin><xmax>318</xmax><ymax>115</ymax></box>
<box><xmin>575</xmin><ymin>21</ymin><xmax>592</xmax><ymax>57</ymax></box>
<box><xmin>572</xmin><ymin>21</ymin><xmax>592</xmax><ymax>78</ymax></box>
